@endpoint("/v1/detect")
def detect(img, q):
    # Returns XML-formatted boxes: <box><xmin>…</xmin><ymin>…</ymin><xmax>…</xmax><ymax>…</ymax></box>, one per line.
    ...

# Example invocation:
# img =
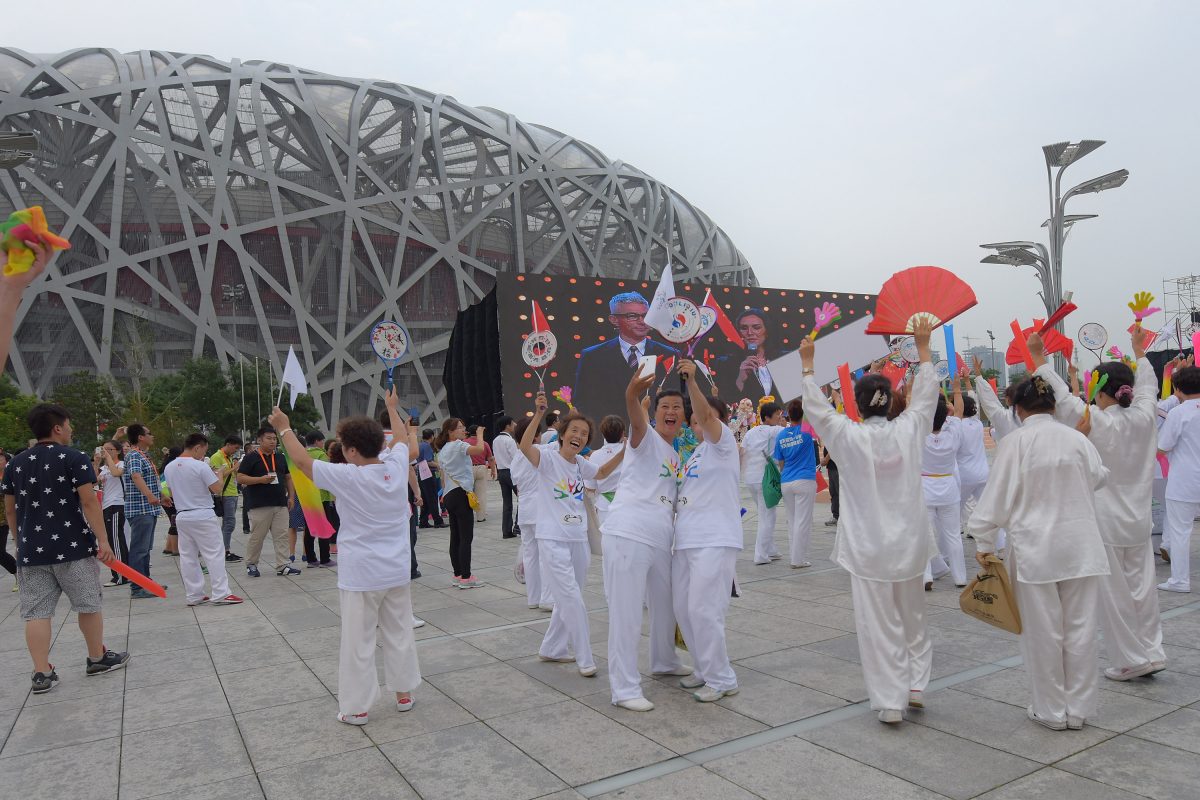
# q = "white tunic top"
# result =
<box><xmin>968</xmin><ymin>414</ymin><xmax>1109</xmax><ymax>584</ymax></box>
<box><xmin>493</xmin><ymin>432</ymin><xmax>519</xmax><ymax>470</ymax></box>
<box><xmin>740</xmin><ymin>424</ymin><xmax>783</xmax><ymax>485</ymax></box>
<box><xmin>922</xmin><ymin>419</ymin><xmax>961</xmax><ymax>507</ymax></box>
<box><xmin>511</xmin><ymin>444</ymin><xmax>555</xmax><ymax>533</ymax></box>
<box><xmin>601</xmin><ymin>431</ymin><xmax>679</xmax><ymax>551</ymax></box>
<box><xmin>585</xmin><ymin>442</ymin><xmax>624</xmax><ymax>494</ymax></box>
<box><xmin>675</xmin><ymin>425</ymin><xmax>743</xmax><ymax>551</ymax></box>
<box><xmin>1159</xmin><ymin>397</ymin><xmax>1200</xmax><ymax>503</ymax></box>
<box><xmin>975</xmin><ymin>376</ymin><xmax>1019</xmax><ymax>441</ymax></box>
<box><xmin>802</xmin><ymin>362</ymin><xmax>939</xmax><ymax>582</ymax></box>
<box><xmin>1037</xmin><ymin>359</ymin><xmax>1157</xmax><ymax>547</ymax></box>
<box><xmin>533</xmin><ymin>448</ymin><xmax>599</xmax><ymax>542</ymax></box>
<box><xmin>955</xmin><ymin>416</ymin><xmax>990</xmax><ymax>487</ymax></box>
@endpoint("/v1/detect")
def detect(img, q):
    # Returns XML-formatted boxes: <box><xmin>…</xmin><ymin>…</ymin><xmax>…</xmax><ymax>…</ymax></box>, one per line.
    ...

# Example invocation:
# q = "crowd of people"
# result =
<box><xmin>0</xmin><ymin>241</ymin><xmax>1192</xmax><ymax>733</ymax></box>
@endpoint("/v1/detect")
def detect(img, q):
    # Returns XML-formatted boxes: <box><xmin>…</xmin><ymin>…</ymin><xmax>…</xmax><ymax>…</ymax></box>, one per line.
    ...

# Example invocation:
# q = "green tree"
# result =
<box><xmin>0</xmin><ymin>377</ymin><xmax>39</xmax><ymax>451</ymax></box>
<box><xmin>49</xmin><ymin>371</ymin><xmax>125</xmax><ymax>448</ymax></box>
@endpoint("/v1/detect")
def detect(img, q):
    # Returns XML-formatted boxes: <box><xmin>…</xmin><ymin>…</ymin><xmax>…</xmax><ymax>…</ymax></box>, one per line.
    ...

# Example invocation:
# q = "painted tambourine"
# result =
<box><xmin>370</xmin><ymin>320</ymin><xmax>410</xmax><ymax>388</ymax></box>
<box><xmin>934</xmin><ymin>360</ymin><xmax>951</xmax><ymax>381</ymax></box>
<box><xmin>697</xmin><ymin>306</ymin><xmax>718</xmax><ymax>338</ymax></box>
<box><xmin>1077</xmin><ymin>322</ymin><xmax>1108</xmax><ymax>351</ymax></box>
<box><xmin>896</xmin><ymin>336</ymin><xmax>920</xmax><ymax>364</ymax></box>
<box><xmin>662</xmin><ymin>296</ymin><xmax>702</xmax><ymax>343</ymax></box>
<box><xmin>522</xmin><ymin>330</ymin><xmax>558</xmax><ymax>368</ymax></box>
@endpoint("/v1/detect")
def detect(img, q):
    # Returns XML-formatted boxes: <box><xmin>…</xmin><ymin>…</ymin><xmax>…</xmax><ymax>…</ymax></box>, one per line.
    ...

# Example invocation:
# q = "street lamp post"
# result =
<box><xmin>222</xmin><ymin>283</ymin><xmax>248</xmax><ymax>441</ymax></box>
<box><xmin>986</xmin><ymin>329</ymin><xmax>998</xmax><ymax>388</ymax></box>
<box><xmin>980</xmin><ymin>140</ymin><xmax>1129</xmax><ymax>374</ymax></box>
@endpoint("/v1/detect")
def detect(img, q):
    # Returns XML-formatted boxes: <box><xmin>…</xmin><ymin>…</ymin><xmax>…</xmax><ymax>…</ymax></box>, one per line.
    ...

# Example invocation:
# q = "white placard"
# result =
<box><xmin>767</xmin><ymin>316</ymin><xmax>890</xmax><ymax>402</ymax></box>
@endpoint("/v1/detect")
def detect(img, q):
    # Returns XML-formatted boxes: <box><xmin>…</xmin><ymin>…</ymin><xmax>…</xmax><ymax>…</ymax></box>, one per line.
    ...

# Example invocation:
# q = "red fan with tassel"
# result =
<box><xmin>1006</xmin><ymin>319</ymin><xmax>1074</xmax><ymax>365</ymax></box>
<box><xmin>865</xmin><ymin>266</ymin><xmax>978</xmax><ymax>336</ymax></box>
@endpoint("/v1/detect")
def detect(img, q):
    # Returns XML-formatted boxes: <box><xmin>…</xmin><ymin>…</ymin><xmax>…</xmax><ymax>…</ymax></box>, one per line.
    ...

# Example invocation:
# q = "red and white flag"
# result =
<box><xmin>702</xmin><ymin>289</ymin><xmax>745</xmax><ymax>349</ymax></box>
<box><xmin>531</xmin><ymin>300</ymin><xmax>551</xmax><ymax>333</ymax></box>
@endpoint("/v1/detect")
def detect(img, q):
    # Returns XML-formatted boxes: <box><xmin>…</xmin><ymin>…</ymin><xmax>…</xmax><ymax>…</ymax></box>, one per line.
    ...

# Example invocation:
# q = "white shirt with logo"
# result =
<box><xmin>675</xmin><ymin>425</ymin><xmax>743</xmax><ymax>550</ymax></box>
<box><xmin>602</xmin><ymin>431</ymin><xmax>679</xmax><ymax>550</ymax></box>
<box><xmin>533</xmin><ymin>448</ymin><xmax>598</xmax><ymax>542</ymax></box>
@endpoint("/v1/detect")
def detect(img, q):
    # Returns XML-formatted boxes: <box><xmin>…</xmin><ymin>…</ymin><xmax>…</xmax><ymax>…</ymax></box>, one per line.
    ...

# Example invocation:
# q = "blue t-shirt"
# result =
<box><xmin>773</xmin><ymin>426</ymin><xmax>816</xmax><ymax>483</ymax></box>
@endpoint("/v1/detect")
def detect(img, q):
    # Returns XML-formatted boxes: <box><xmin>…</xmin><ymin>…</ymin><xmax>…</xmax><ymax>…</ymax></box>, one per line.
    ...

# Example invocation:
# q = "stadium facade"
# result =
<box><xmin>0</xmin><ymin>47</ymin><xmax>756</xmax><ymax>425</ymax></box>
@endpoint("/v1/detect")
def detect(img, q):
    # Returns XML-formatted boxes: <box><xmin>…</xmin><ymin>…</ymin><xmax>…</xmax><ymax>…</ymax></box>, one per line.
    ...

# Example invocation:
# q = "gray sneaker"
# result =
<box><xmin>31</xmin><ymin>668</ymin><xmax>59</xmax><ymax>694</ymax></box>
<box><xmin>86</xmin><ymin>650</ymin><xmax>131</xmax><ymax>676</ymax></box>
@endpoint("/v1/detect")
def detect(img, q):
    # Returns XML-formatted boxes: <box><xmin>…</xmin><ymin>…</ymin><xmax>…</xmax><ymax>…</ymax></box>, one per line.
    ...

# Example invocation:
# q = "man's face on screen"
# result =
<box><xmin>610</xmin><ymin>301</ymin><xmax>650</xmax><ymax>342</ymax></box>
<box><xmin>738</xmin><ymin>314</ymin><xmax>767</xmax><ymax>348</ymax></box>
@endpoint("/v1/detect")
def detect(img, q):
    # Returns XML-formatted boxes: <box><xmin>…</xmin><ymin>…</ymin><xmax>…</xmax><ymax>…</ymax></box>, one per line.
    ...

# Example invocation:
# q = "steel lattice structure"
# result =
<box><xmin>0</xmin><ymin>47</ymin><xmax>755</xmax><ymax>425</ymax></box>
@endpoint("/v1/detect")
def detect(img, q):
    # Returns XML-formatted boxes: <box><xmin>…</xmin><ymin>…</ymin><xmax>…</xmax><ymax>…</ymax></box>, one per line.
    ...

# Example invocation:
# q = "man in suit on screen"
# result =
<box><xmin>573</xmin><ymin>291</ymin><xmax>680</xmax><ymax>420</ymax></box>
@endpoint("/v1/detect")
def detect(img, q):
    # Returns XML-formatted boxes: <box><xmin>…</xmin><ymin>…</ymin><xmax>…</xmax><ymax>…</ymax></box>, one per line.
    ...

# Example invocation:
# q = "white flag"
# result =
<box><xmin>643</xmin><ymin>262</ymin><xmax>675</xmax><ymax>335</ymax></box>
<box><xmin>281</xmin><ymin>346</ymin><xmax>308</xmax><ymax>408</ymax></box>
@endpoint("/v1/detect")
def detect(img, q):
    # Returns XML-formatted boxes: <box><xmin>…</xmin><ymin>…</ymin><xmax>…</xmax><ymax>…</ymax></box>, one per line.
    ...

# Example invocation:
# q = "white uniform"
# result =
<box><xmin>741</xmin><ymin>424</ymin><xmax>783</xmax><ymax>564</ymax></box>
<box><xmin>973</xmin><ymin>376</ymin><xmax>1013</xmax><ymax>551</ymax></box>
<box><xmin>587</xmin><ymin>441</ymin><xmax>624</xmax><ymax>525</ymax></box>
<box><xmin>162</xmin><ymin>457</ymin><xmax>231</xmax><ymax>604</ymax></box>
<box><xmin>956</xmin><ymin>414</ymin><xmax>990</xmax><ymax>527</ymax></box>
<box><xmin>802</xmin><ymin>363</ymin><xmax>939</xmax><ymax>713</ymax></box>
<box><xmin>674</xmin><ymin>424</ymin><xmax>742</xmax><ymax>693</ymax></box>
<box><xmin>969</xmin><ymin>414</ymin><xmax>1109</xmax><ymax>726</ymax></box>
<box><xmin>511</xmin><ymin>446</ymin><xmax>553</xmax><ymax>607</ymax></box>
<box><xmin>1159</xmin><ymin>396</ymin><xmax>1200</xmax><ymax>592</ymax></box>
<box><xmin>534</xmin><ymin>448</ymin><xmax>599</xmax><ymax>669</ymax></box>
<box><xmin>1037</xmin><ymin>360</ymin><xmax>1165</xmax><ymax>669</ymax></box>
<box><xmin>921</xmin><ymin>418</ymin><xmax>966</xmax><ymax>586</ymax></box>
<box><xmin>601</xmin><ymin>431</ymin><xmax>683</xmax><ymax>703</ymax></box>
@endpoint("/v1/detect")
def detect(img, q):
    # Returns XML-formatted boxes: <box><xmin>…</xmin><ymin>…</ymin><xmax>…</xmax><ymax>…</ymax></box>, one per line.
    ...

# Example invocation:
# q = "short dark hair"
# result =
<box><xmin>422</xmin><ymin>428</ymin><xmax>436</xmax><ymax>441</ymax></box>
<box><xmin>759</xmin><ymin>402</ymin><xmax>783</xmax><ymax>421</ymax></box>
<box><xmin>1094</xmin><ymin>362</ymin><xmax>1135</xmax><ymax>408</ymax></box>
<box><xmin>127</xmin><ymin>423</ymin><xmax>149</xmax><ymax>445</ymax></box>
<box><xmin>933</xmin><ymin>395</ymin><xmax>949</xmax><ymax>431</ymax></box>
<box><xmin>962</xmin><ymin>396</ymin><xmax>978</xmax><ymax>418</ymax></box>
<box><xmin>1172</xmin><ymin>366</ymin><xmax>1200</xmax><ymax>395</ymax></box>
<box><xmin>327</xmin><ymin>440</ymin><xmax>346</xmax><ymax>464</ymax></box>
<box><xmin>599</xmin><ymin>415</ymin><xmax>625</xmax><ymax>443</ymax></box>
<box><xmin>735</xmin><ymin>308</ymin><xmax>768</xmax><ymax>329</ymax></box>
<box><xmin>702</xmin><ymin>395</ymin><xmax>729</xmax><ymax>423</ymax></box>
<box><xmin>854</xmin><ymin>374</ymin><xmax>892</xmax><ymax>420</ymax></box>
<box><xmin>556</xmin><ymin>412</ymin><xmax>594</xmax><ymax>445</ymax></box>
<box><xmin>27</xmin><ymin>403</ymin><xmax>71</xmax><ymax>439</ymax></box>
<box><xmin>654</xmin><ymin>389</ymin><xmax>684</xmax><ymax>410</ymax></box>
<box><xmin>545</xmin><ymin>410</ymin><xmax>559</xmax><ymax>426</ymax></box>
<box><xmin>304</xmin><ymin>430</ymin><xmax>325</xmax><ymax>446</ymax></box>
<box><xmin>183</xmin><ymin>433</ymin><xmax>209</xmax><ymax>450</ymax></box>
<box><xmin>256</xmin><ymin>426</ymin><xmax>275</xmax><ymax>440</ymax></box>
<box><xmin>223</xmin><ymin>434</ymin><xmax>243</xmax><ymax>446</ymax></box>
<box><xmin>786</xmin><ymin>399</ymin><xmax>804</xmax><ymax>424</ymax></box>
<box><xmin>336</xmin><ymin>416</ymin><xmax>385</xmax><ymax>459</ymax></box>
<box><xmin>494</xmin><ymin>416</ymin><xmax>514</xmax><ymax>436</ymax></box>
<box><xmin>513</xmin><ymin>416</ymin><xmax>538</xmax><ymax>443</ymax></box>
<box><xmin>1012</xmin><ymin>376</ymin><xmax>1057</xmax><ymax>414</ymax></box>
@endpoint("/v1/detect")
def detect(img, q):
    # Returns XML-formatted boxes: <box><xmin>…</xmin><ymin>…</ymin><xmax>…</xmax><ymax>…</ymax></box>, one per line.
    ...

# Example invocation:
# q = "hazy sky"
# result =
<box><xmin>11</xmin><ymin>0</ymin><xmax>1200</xmax><ymax>370</ymax></box>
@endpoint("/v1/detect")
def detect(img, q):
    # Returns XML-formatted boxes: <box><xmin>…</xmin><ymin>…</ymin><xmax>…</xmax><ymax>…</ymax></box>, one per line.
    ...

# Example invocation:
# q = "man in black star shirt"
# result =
<box><xmin>2</xmin><ymin>404</ymin><xmax>131</xmax><ymax>694</ymax></box>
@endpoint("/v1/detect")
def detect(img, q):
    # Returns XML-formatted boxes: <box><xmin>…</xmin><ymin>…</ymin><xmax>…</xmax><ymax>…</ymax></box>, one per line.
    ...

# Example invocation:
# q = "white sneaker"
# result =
<box><xmin>908</xmin><ymin>690</ymin><xmax>924</xmax><ymax>708</ymax></box>
<box><xmin>411</xmin><ymin>617</ymin><xmax>426</xmax><ymax>629</ymax></box>
<box><xmin>538</xmin><ymin>654</ymin><xmax>575</xmax><ymax>663</ymax></box>
<box><xmin>1149</xmin><ymin>660</ymin><xmax>1168</xmax><ymax>674</ymax></box>
<box><xmin>652</xmin><ymin>666</ymin><xmax>694</xmax><ymax>677</ymax></box>
<box><xmin>679</xmin><ymin>674</ymin><xmax>705</xmax><ymax>689</ymax></box>
<box><xmin>336</xmin><ymin>712</ymin><xmax>369</xmax><ymax>726</ymax></box>
<box><xmin>878</xmin><ymin>709</ymin><xmax>903</xmax><ymax>724</ymax></box>
<box><xmin>753</xmin><ymin>559</ymin><xmax>771</xmax><ymax>566</ymax></box>
<box><xmin>578</xmin><ymin>665</ymin><xmax>597</xmax><ymax>677</ymax></box>
<box><xmin>538</xmin><ymin>603</ymin><xmax>554</xmax><ymax>612</ymax></box>
<box><xmin>614</xmin><ymin>697</ymin><xmax>655</xmax><ymax>712</ymax></box>
<box><xmin>396</xmin><ymin>696</ymin><xmax>415</xmax><ymax>712</ymax></box>
<box><xmin>791</xmin><ymin>561</ymin><xmax>812</xmax><ymax>569</ymax></box>
<box><xmin>1104</xmin><ymin>663</ymin><xmax>1155</xmax><ymax>681</ymax></box>
<box><xmin>1066</xmin><ymin>716</ymin><xmax>1084</xmax><ymax>730</ymax></box>
<box><xmin>1158</xmin><ymin>582</ymin><xmax>1191</xmax><ymax>593</ymax></box>
<box><xmin>1027</xmin><ymin>707</ymin><xmax>1066</xmax><ymax>731</ymax></box>
<box><xmin>768</xmin><ymin>554</ymin><xmax>783</xmax><ymax>561</ymax></box>
<box><xmin>693</xmin><ymin>686</ymin><xmax>737</xmax><ymax>703</ymax></box>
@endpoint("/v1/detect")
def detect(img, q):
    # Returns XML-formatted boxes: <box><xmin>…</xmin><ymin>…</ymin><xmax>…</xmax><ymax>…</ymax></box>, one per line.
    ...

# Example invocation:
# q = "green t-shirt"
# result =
<box><xmin>209</xmin><ymin>450</ymin><xmax>240</xmax><ymax>497</ymax></box>
<box><xmin>306</xmin><ymin>446</ymin><xmax>333</xmax><ymax>502</ymax></box>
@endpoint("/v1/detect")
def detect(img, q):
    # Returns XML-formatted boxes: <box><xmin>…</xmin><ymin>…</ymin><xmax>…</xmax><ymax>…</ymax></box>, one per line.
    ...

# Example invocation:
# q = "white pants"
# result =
<box><xmin>519</xmin><ymin>525</ymin><xmax>552</xmax><ymax>607</ymax></box>
<box><xmin>749</xmin><ymin>484</ymin><xmax>779</xmax><ymax>563</ymax></box>
<box><xmin>1100</xmin><ymin>543</ymin><xmax>1165</xmax><ymax>668</ymax></box>
<box><xmin>176</xmin><ymin>514</ymin><xmax>230</xmax><ymax>603</ymax></box>
<box><xmin>672</xmin><ymin>547</ymin><xmax>738</xmax><ymax>692</ymax></box>
<box><xmin>925</xmin><ymin>503</ymin><xmax>966</xmax><ymax>585</ymax></box>
<box><xmin>1014</xmin><ymin>573</ymin><xmax>1101</xmax><ymax>724</ymax></box>
<box><xmin>337</xmin><ymin>585</ymin><xmax>421</xmax><ymax>716</ymax></box>
<box><xmin>539</xmin><ymin>539</ymin><xmax>594</xmax><ymax>669</ymax></box>
<box><xmin>960</xmin><ymin>481</ymin><xmax>985</xmax><ymax>529</ymax></box>
<box><xmin>849</xmin><ymin>575</ymin><xmax>932</xmax><ymax>711</ymax></box>
<box><xmin>602</xmin><ymin>535</ymin><xmax>682</xmax><ymax>703</ymax></box>
<box><xmin>1162</xmin><ymin>497</ymin><xmax>1197</xmax><ymax>590</ymax></box>
<box><xmin>781</xmin><ymin>480</ymin><xmax>816</xmax><ymax>566</ymax></box>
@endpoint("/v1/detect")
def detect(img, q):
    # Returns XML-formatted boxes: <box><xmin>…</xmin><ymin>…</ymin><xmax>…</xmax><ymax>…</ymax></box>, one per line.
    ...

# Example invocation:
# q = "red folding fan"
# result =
<box><xmin>1006</xmin><ymin>319</ymin><xmax>1074</xmax><ymax>365</ymax></box>
<box><xmin>865</xmin><ymin>266</ymin><xmax>978</xmax><ymax>336</ymax></box>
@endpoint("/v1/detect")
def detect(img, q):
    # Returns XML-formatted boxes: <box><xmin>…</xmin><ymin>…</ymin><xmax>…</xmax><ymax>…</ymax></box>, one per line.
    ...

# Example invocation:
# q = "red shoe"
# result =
<box><xmin>212</xmin><ymin>594</ymin><xmax>244</xmax><ymax>605</ymax></box>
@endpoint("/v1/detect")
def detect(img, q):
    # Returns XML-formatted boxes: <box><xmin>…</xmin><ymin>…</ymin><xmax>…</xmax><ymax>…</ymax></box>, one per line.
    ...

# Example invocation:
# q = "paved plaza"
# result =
<box><xmin>1</xmin><ymin>487</ymin><xmax>1198</xmax><ymax>800</ymax></box>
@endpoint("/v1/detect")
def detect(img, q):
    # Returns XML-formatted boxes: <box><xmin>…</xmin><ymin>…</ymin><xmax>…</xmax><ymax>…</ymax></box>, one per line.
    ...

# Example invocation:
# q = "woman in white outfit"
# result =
<box><xmin>968</xmin><ymin>364</ymin><xmax>1109</xmax><ymax>731</ymax></box>
<box><xmin>742</xmin><ymin>403</ymin><xmax>784</xmax><ymax>565</ymax></box>
<box><xmin>673</xmin><ymin>359</ymin><xmax>744</xmax><ymax>703</ymax></box>
<box><xmin>272</xmin><ymin>389</ymin><xmax>421</xmax><ymax>725</ymax></box>
<box><xmin>799</xmin><ymin>320</ymin><xmax>939</xmax><ymax>724</ymax></box>
<box><xmin>511</xmin><ymin>417</ymin><xmax>553</xmax><ymax>610</ymax></box>
<box><xmin>922</xmin><ymin>393</ymin><xmax>967</xmax><ymax>589</ymax></box>
<box><xmin>602</xmin><ymin>369</ymin><xmax>689</xmax><ymax>711</ymax></box>
<box><xmin>773</xmin><ymin>399</ymin><xmax>818</xmax><ymax>568</ymax></box>
<box><xmin>1157</xmin><ymin>364</ymin><xmax>1200</xmax><ymax>593</ymax></box>
<box><xmin>1030</xmin><ymin>329</ymin><xmax>1165</xmax><ymax>679</ymax></box>
<box><xmin>519</xmin><ymin>393</ymin><xmax>621</xmax><ymax>677</ymax></box>
<box><xmin>955</xmin><ymin>387</ymin><xmax>990</xmax><ymax>529</ymax></box>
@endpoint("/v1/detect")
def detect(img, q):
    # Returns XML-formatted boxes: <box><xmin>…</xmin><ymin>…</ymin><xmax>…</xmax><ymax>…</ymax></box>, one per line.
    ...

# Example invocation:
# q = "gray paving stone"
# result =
<box><xmin>459</xmin><ymin>625</ymin><xmax>549</xmax><ymax>661</ymax></box>
<box><xmin>428</xmin><ymin>661</ymin><xmax>566</xmax><ymax>719</ymax></box>
<box><xmin>127</xmin><ymin>607</ymin><xmax>199</xmax><ymax>633</ymax></box>
<box><xmin>1160</xmin><ymin>644</ymin><xmax>1200</xmax><ymax>676</ymax></box>
<box><xmin>209</xmin><ymin>633</ymin><xmax>301</xmax><ymax>674</ymax></box>
<box><xmin>380</xmin><ymin>721</ymin><xmax>566</xmax><ymax>800</ymax></box>
<box><xmin>736</xmin><ymin>646</ymin><xmax>868</xmax><ymax>701</ymax></box>
<box><xmin>1059</xmin><ymin>734</ymin><xmax>1200</xmax><ymax>800</ymax></box>
<box><xmin>508</xmin><ymin>654</ymin><xmax>610</xmax><ymax>698</ymax></box>
<box><xmin>724</xmin><ymin>608</ymin><xmax>846</xmax><ymax>646</ymax></box>
<box><xmin>123</xmin><ymin>674</ymin><xmax>231</xmax><ymax>733</ymax></box>
<box><xmin>127</xmin><ymin>623</ymin><xmax>206</xmax><ymax>655</ymax></box>
<box><xmin>282</xmin><ymin>624</ymin><xmax>341</xmax><ymax>659</ymax></box>
<box><xmin>235</xmin><ymin>696</ymin><xmax>372</xmax><ymax>772</ymax></box>
<box><xmin>360</xmin><ymin>682</ymin><xmax>477</xmax><ymax>745</ymax></box>
<box><xmin>594</xmin><ymin>765</ymin><xmax>759</xmax><ymax>799</ymax></box>
<box><xmin>712</xmin><ymin>666</ymin><xmax>848</xmax><ymax>726</ymax></box>
<box><xmin>259</xmin><ymin>745</ymin><xmax>418</xmax><ymax>799</ymax></box>
<box><xmin>0</xmin><ymin>735</ymin><xmax>120</xmax><ymax>800</ymax></box>
<box><xmin>124</xmin><ymin>644</ymin><xmax>217</xmax><ymax>689</ymax></box>
<box><xmin>1</xmin><ymin>690</ymin><xmax>123</xmax><ymax>757</ymax></box>
<box><xmin>219</xmin><ymin>659</ymin><xmax>329</xmax><ymax>713</ymax></box>
<box><xmin>414</xmin><ymin>636</ymin><xmax>499</xmax><ymax>676</ymax></box>
<box><xmin>415</xmin><ymin>603</ymin><xmax>513</xmax><ymax>634</ymax></box>
<box><xmin>708</xmin><ymin>736</ymin><xmax>944</xmax><ymax>800</ymax></box>
<box><xmin>264</xmin><ymin>604</ymin><xmax>341</xmax><ymax>633</ymax></box>
<box><xmin>974</xmin><ymin>768</ymin><xmax>1149</xmax><ymax>800</ymax></box>
<box><xmin>198</xmin><ymin>616</ymin><xmax>279</xmax><ymax>645</ymax></box>
<box><xmin>140</xmin><ymin>774</ymin><xmax>266</xmax><ymax>800</ymax></box>
<box><xmin>120</xmin><ymin>715</ymin><xmax>254</xmax><ymax>800</ymax></box>
<box><xmin>800</xmin><ymin>711</ymin><xmax>1040</xmax><ymax>800</ymax></box>
<box><xmin>487</xmin><ymin>699</ymin><xmax>674</xmax><ymax>785</ymax></box>
<box><xmin>1127</xmin><ymin>706</ymin><xmax>1200</xmax><ymax>754</ymax></box>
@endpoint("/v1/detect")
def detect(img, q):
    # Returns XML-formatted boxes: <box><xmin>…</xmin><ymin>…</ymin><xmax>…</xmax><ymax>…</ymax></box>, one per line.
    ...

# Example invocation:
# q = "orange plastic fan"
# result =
<box><xmin>1005</xmin><ymin>320</ymin><xmax>1074</xmax><ymax>365</ymax></box>
<box><xmin>865</xmin><ymin>266</ymin><xmax>977</xmax><ymax>335</ymax></box>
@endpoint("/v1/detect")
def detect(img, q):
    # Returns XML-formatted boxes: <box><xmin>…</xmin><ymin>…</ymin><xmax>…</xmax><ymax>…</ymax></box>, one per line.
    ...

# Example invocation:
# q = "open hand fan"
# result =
<box><xmin>1005</xmin><ymin>320</ymin><xmax>1073</xmax><ymax>365</ymax></box>
<box><xmin>865</xmin><ymin>266</ymin><xmax>977</xmax><ymax>336</ymax></box>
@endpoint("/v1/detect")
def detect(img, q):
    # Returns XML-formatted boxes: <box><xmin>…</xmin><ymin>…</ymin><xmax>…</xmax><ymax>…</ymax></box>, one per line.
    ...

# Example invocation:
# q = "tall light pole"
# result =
<box><xmin>222</xmin><ymin>283</ymin><xmax>247</xmax><ymax>441</ymax></box>
<box><xmin>986</xmin><ymin>329</ymin><xmax>998</xmax><ymax>388</ymax></box>
<box><xmin>980</xmin><ymin>140</ymin><xmax>1129</xmax><ymax>373</ymax></box>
